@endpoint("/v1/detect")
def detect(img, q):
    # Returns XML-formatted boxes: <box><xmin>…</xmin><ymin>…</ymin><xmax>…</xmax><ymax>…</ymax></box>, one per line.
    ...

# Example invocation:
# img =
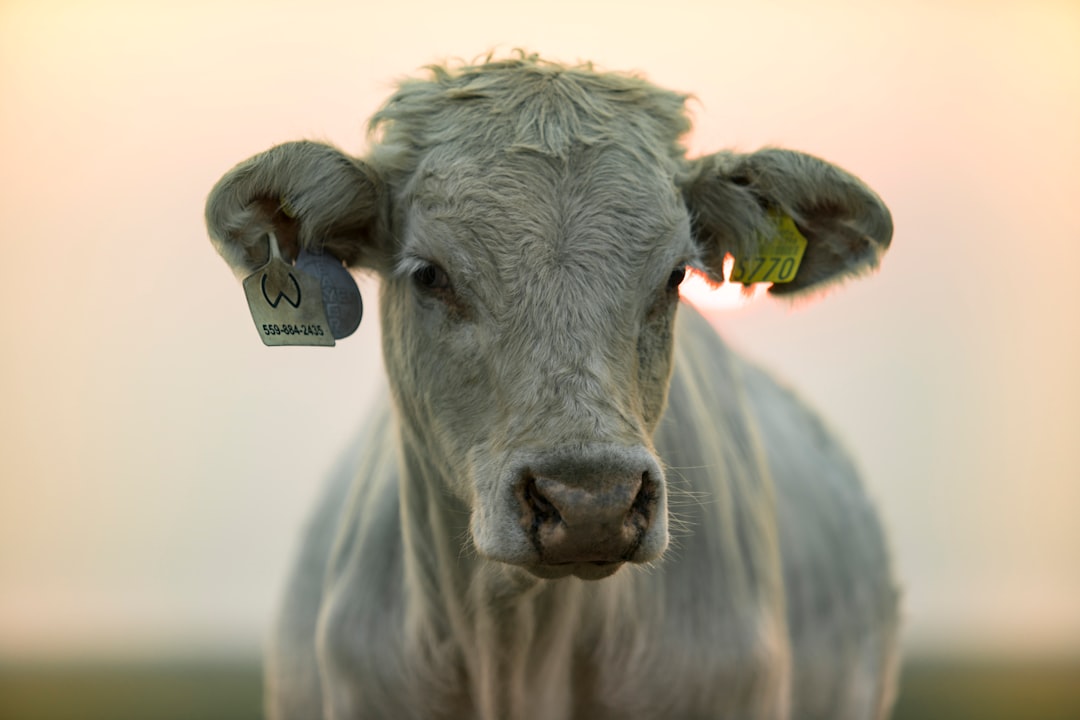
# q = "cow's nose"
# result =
<box><xmin>516</xmin><ymin>445</ymin><xmax>661</xmax><ymax>566</ymax></box>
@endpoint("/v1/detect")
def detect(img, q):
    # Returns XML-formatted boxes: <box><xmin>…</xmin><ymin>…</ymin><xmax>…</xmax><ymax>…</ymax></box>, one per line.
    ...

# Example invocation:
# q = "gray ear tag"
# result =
<box><xmin>295</xmin><ymin>249</ymin><xmax>363</xmax><ymax>340</ymax></box>
<box><xmin>242</xmin><ymin>233</ymin><xmax>335</xmax><ymax>346</ymax></box>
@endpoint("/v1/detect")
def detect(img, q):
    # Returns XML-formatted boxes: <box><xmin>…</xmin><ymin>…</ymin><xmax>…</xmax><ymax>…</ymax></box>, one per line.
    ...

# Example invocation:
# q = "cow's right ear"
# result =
<box><xmin>205</xmin><ymin>141</ymin><xmax>389</xmax><ymax>278</ymax></box>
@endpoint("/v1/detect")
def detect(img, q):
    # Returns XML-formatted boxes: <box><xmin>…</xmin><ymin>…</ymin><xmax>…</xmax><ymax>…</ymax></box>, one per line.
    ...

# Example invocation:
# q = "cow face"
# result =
<box><xmin>377</xmin><ymin>145</ymin><xmax>691</xmax><ymax>578</ymax></box>
<box><xmin>206</xmin><ymin>60</ymin><xmax>891</xmax><ymax>581</ymax></box>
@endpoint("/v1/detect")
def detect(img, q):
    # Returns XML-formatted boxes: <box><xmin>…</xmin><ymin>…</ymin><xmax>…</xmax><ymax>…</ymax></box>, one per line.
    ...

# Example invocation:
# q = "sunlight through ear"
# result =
<box><xmin>679</xmin><ymin>257</ymin><xmax>770</xmax><ymax>311</ymax></box>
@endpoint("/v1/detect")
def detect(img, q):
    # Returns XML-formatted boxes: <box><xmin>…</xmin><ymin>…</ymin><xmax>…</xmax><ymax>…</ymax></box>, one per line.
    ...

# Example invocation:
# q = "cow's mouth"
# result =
<box><xmin>524</xmin><ymin>560</ymin><xmax>625</xmax><ymax>581</ymax></box>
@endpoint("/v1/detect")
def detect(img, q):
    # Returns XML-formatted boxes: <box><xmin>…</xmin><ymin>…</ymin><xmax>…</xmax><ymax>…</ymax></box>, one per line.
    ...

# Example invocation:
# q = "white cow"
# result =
<box><xmin>207</xmin><ymin>54</ymin><xmax>899</xmax><ymax>720</ymax></box>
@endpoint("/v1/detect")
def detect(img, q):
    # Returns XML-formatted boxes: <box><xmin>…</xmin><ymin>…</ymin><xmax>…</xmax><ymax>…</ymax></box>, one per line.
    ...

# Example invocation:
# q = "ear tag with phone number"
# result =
<box><xmin>242</xmin><ymin>233</ymin><xmax>361</xmax><ymax>346</ymax></box>
<box><xmin>729</xmin><ymin>212</ymin><xmax>808</xmax><ymax>285</ymax></box>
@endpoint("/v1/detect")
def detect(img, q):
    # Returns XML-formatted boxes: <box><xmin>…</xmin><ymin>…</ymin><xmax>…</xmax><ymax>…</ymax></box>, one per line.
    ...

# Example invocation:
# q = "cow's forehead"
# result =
<box><xmin>400</xmin><ymin>145</ymin><xmax>694</xmax><ymax>286</ymax></box>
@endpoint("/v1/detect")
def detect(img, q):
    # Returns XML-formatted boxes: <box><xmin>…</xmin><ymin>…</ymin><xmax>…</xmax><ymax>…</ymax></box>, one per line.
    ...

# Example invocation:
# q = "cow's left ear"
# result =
<box><xmin>682</xmin><ymin>148</ymin><xmax>893</xmax><ymax>296</ymax></box>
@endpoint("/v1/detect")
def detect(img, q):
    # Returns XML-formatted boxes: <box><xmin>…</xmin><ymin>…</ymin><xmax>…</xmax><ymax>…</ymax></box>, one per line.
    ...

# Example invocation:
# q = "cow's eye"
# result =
<box><xmin>666</xmin><ymin>265</ymin><xmax>687</xmax><ymax>292</ymax></box>
<box><xmin>412</xmin><ymin>262</ymin><xmax>451</xmax><ymax>292</ymax></box>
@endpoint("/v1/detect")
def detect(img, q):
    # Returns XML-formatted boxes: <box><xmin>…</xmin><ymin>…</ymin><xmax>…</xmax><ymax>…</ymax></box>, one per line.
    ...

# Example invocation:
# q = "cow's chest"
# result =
<box><xmin>321</xmin><ymin>592</ymin><xmax>786</xmax><ymax>720</ymax></box>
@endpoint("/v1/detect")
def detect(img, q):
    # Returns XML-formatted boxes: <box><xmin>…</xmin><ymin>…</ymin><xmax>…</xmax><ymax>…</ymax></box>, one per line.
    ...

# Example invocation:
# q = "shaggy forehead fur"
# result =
<box><xmin>368</xmin><ymin>54</ymin><xmax>694</xmax><ymax>192</ymax></box>
<box><xmin>372</xmin><ymin>54</ymin><xmax>699</xmax><ymax>325</ymax></box>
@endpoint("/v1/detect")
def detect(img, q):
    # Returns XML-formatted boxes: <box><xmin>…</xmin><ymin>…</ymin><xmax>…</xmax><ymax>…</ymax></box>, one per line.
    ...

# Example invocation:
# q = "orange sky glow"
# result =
<box><xmin>681</xmin><ymin>261</ymin><xmax>770</xmax><ymax>312</ymax></box>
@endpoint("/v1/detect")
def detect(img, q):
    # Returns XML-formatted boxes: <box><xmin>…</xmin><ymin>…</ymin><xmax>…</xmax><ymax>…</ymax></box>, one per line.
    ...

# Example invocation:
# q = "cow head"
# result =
<box><xmin>206</xmin><ymin>58</ymin><xmax>891</xmax><ymax>580</ymax></box>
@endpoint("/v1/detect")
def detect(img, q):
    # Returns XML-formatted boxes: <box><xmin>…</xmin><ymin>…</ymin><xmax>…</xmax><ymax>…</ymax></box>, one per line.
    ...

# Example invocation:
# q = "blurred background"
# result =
<box><xmin>1</xmin><ymin>0</ymin><xmax>1077</xmax><ymax>718</ymax></box>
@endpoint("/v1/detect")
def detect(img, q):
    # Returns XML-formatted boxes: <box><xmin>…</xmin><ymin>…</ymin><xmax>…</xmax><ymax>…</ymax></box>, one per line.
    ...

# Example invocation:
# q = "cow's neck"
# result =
<box><xmin>395</xmin><ymin>431</ymin><xmax>601</xmax><ymax>719</ymax></box>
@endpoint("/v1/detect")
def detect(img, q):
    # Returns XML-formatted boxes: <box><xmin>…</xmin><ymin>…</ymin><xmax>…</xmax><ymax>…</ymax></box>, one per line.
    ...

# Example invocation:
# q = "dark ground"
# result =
<box><xmin>1</xmin><ymin>657</ymin><xmax>1078</xmax><ymax>720</ymax></box>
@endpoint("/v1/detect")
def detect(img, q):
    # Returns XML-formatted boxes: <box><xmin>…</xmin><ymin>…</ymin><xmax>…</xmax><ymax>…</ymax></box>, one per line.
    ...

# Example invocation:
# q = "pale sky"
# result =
<box><xmin>1</xmin><ymin>0</ymin><xmax>1078</xmax><ymax>660</ymax></box>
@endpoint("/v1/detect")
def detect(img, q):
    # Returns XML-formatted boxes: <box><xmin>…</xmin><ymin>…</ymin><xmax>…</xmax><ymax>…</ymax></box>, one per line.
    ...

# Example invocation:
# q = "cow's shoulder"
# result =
<box><xmin>735</xmin><ymin>350</ymin><xmax>895</xmax><ymax>606</ymax></box>
<box><xmin>732</xmin><ymin>334</ymin><xmax>901</xmax><ymax>717</ymax></box>
<box><xmin>268</xmin><ymin>399</ymin><xmax>419</xmax><ymax>717</ymax></box>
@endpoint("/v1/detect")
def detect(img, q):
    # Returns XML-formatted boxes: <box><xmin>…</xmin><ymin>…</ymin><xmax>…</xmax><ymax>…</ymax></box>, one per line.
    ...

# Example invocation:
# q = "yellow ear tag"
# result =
<box><xmin>729</xmin><ymin>212</ymin><xmax>808</xmax><ymax>284</ymax></box>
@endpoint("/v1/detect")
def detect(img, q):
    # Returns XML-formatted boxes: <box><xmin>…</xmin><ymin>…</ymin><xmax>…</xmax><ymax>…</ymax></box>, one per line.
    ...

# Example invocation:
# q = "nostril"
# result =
<box><xmin>524</xmin><ymin>475</ymin><xmax>561</xmax><ymax>524</ymax></box>
<box><xmin>629</xmin><ymin>471</ymin><xmax>655</xmax><ymax>522</ymax></box>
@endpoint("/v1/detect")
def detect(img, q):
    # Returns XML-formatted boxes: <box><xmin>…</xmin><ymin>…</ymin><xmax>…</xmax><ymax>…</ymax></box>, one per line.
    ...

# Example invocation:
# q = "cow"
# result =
<box><xmin>206</xmin><ymin>54</ymin><xmax>900</xmax><ymax>720</ymax></box>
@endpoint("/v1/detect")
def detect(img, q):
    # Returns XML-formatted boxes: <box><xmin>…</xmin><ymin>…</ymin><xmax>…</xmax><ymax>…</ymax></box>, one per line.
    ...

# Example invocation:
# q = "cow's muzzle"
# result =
<box><xmin>512</xmin><ymin>444</ymin><xmax>666</xmax><ymax>578</ymax></box>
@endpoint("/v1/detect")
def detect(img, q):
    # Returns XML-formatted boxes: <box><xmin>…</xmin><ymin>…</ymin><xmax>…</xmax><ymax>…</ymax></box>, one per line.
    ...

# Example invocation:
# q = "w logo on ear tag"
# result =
<box><xmin>243</xmin><ymin>255</ymin><xmax>335</xmax><ymax>347</ymax></box>
<box><xmin>261</xmin><ymin>270</ymin><xmax>301</xmax><ymax>308</ymax></box>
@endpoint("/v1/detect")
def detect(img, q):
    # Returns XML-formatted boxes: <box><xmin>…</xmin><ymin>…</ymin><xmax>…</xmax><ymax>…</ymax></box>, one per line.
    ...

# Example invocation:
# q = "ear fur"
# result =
<box><xmin>683</xmin><ymin>148</ymin><xmax>893</xmax><ymax>296</ymax></box>
<box><xmin>205</xmin><ymin>141</ymin><xmax>388</xmax><ymax>278</ymax></box>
